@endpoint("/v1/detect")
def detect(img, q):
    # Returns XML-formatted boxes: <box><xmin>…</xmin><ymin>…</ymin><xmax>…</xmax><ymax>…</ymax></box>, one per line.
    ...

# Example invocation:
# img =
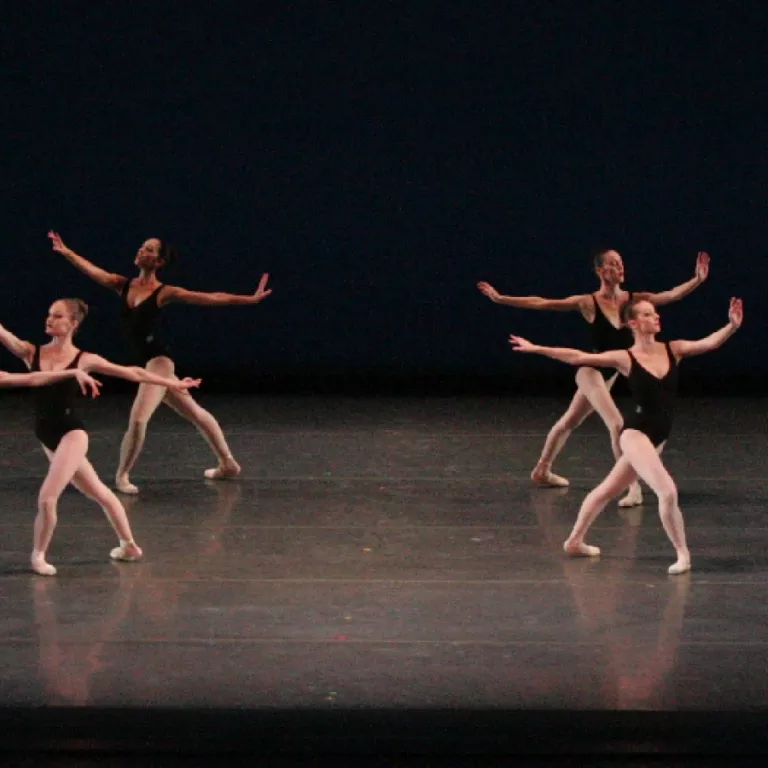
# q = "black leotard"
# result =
<box><xmin>621</xmin><ymin>342</ymin><xmax>679</xmax><ymax>447</ymax></box>
<box><xmin>589</xmin><ymin>292</ymin><xmax>633</xmax><ymax>380</ymax></box>
<box><xmin>31</xmin><ymin>346</ymin><xmax>86</xmax><ymax>450</ymax></box>
<box><xmin>118</xmin><ymin>280</ymin><xmax>170</xmax><ymax>364</ymax></box>
<box><xmin>590</xmin><ymin>292</ymin><xmax>633</xmax><ymax>352</ymax></box>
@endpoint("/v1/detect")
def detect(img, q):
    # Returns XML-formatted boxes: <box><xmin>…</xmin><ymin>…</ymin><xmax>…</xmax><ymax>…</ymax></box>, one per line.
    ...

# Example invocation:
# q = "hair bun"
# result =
<box><xmin>159</xmin><ymin>240</ymin><xmax>179</xmax><ymax>270</ymax></box>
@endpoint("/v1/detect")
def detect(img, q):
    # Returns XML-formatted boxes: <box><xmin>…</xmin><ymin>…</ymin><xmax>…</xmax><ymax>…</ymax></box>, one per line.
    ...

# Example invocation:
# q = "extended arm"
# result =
<box><xmin>671</xmin><ymin>298</ymin><xmax>742</xmax><ymax>359</ymax></box>
<box><xmin>161</xmin><ymin>273</ymin><xmax>272</xmax><ymax>307</ymax></box>
<box><xmin>508</xmin><ymin>335</ymin><xmax>630</xmax><ymax>375</ymax></box>
<box><xmin>478</xmin><ymin>282</ymin><xmax>587</xmax><ymax>312</ymax></box>
<box><xmin>635</xmin><ymin>252</ymin><xmax>710</xmax><ymax>307</ymax></box>
<box><xmin>0</xmin><ymin>322</ymin><xmax>34</xmax><ymax>362</ymax></box>
<box><xmin>0</xmin><ymin>368</ymin><xmax>101</xmax><ymax>397</ymax></box>
<box><xmin>80</xmin><ymin>354</ymin><xmax>201</xmax><ymax>391</ymax></box>
<box><xmin>48</xmin><ymin>231</ymin><xmax>126</xmax><ymax>292</ymax></box>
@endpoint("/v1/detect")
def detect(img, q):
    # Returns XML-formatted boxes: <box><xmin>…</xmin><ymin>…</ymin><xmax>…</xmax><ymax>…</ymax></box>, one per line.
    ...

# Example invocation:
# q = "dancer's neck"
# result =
<box><xmin>47</xmin><ymin>335</ymin><xmax>77</xmax><ymax>353</ymax></box>
<box><xmin>633</xmin><ymin>332</ymin><xmax>657</xmax><ymax>352</ymax></box>
<box><xmin>135</xmin><ymin>268</ymin><xmax>160</xmax><ymax>285</ymax></box>
<box><xmin>597</xmin><ymin>281</ymin><xmax>622</xmax><ymax>300</ymax></box>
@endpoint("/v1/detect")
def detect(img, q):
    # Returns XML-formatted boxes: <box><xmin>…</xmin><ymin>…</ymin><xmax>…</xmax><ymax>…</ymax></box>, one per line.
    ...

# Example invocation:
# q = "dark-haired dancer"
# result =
<box><xmin>479</xmin><ymin>249</ymin><xmax>709</xmax><ymax>507</ymax></box>
<box><xmin>49</xmin><ymin>232</ymin><xmax>272</xmax><ymax>494</ymax></box>
<box><xmin>509</xmin><ymin>296</ymin><xmax>743</xmax><ymax>574</ymax></box>
<box><xmin>0</xmin><ymin>299</ymin><xmax>200</xmax><ymax>575</ymax></box>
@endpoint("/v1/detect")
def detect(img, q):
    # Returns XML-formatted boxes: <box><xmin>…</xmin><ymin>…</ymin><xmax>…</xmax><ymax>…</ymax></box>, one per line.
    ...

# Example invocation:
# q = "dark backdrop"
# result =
<box><xmin>2</xmin><ymin>2</ymin><xmax>765</xmax><ymax>394</ymax></box>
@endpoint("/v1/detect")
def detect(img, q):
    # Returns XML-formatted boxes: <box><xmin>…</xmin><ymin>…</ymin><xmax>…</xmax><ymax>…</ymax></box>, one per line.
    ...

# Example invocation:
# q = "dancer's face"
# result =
<box><xmin>629</xmin><ymin>300</ymin><xmax>661</xmax><ymax>335</ymax></box>
<box><xmin>135</xmin><ymin>238</ymin><xmax>163</xmax><ymax>271</ymax></box>
<box><xmin>45</xmin><ymin>301</ymin><xmax>78</xmax><ymax>338</ymax></box>
<box><xmin>596</xmin><ymin>250</ymin><xmax>625</xmax><ymax>286</ymax></box>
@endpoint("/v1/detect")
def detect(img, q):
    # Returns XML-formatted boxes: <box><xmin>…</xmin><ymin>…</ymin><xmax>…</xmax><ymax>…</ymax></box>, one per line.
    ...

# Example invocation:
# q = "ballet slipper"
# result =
<box><xmin>531</xmin><ymin>464</ymin><xmax>569</xmax><ymax>488</ymax></box>
<box><xmin>204</xmin><ymin>457</ymin><xmax>241</xmax><ymax>480</ymax></box>
<box><xmin>618</xmin><ymin>481</ymin><xmax>643</xmax><ymax>507</ymax></box>
<box><xmin>31</xmin><ymin>551</ymin><xmax>57</xmax><ymax>576</ymax></box>
<box><xmin>563</xmin><ymin>539</ymin><xmax>601</xmax><ymax>557</ymax></box>
<box><xmin>110</xmin><ymin>540</ymin><xmax>143</xmax><ymax>562</ymax></box>
<box><xmin>115</xmin><ymin>474</ymin><xmax>140</xmax><ymax>495</ymax></box>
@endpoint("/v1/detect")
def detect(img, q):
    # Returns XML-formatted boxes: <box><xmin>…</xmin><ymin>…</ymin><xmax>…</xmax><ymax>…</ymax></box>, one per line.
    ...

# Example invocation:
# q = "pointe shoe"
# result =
<box><xmin>31</xmin><ymin>554</ymin><xmax>57</xmax><ymax>576</ymax></box>
<box><xmin>531</xmin><ymin>466</ymin><xmax>569</xmax><ymax>488</ymax></box>
<box><xmin>618</xmin><ymin>483</ymin><xmax>643</xmax><ymax>508</ymax></box>
<box><xmin>110</xmin><ymin>541</ymin><xmax>143</xmax><ymax>562</ymax></box>
<box><xmin>204</xmin><ymin>459</ymin><xmax>241</xmax><ymax>480</ymax></box>
<box><xmin>668</xmin><ymin>558</ymin><xmax>691</xmax><ymax>575</ymax></box>
<box><xmin>115</xmin><ymin>475</ymin><xmax>140</xmax><ymax>495</ymax></box>
<box><xmin>563</xmin><ymin>540</ymin><xmax>601</xmax><ymax>557</ymax></box>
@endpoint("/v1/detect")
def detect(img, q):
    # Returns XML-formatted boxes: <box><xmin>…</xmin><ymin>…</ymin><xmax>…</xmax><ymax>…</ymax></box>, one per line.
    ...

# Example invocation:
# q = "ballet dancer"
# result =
<box><xmin>48</xmin><ymin>231</ymin><xmax>272</xmax><ymax>493</ymax></box>
<box><xmin>479</xmin><ymin>248</ymin><xmax>710</xmax><ymax>507</ymax></box>
<box><xmin>0</xmin><ymin>298</ymin><xmax>201</xmax><ymax>576</ymax></box>
<box><xmin>509</xmin><ymin>295</ymin><xmax>743</xmax><ymax>574</ymax></box>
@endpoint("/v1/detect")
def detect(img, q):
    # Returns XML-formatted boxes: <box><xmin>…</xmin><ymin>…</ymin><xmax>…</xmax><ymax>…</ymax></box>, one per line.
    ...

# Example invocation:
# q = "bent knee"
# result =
<box><xmin>146</xmin><ymin>356</ymin><xmax>175</xmax><ymax>375</ymax></box>
<box><xmin>607</xmin><ymin>417</ymin><xmax>624</xmax><ymax>436</ymax></box>
<box><xmin>552</xmin><ymin>413</ymin><xmax>578</xmax><ymax>432</ymax></box>
<box><xmin>657</xmin><ymin>485</ymin><xmax>678</xmax><ymax>508</ymax></box>
<box><xmin>37</xmin><ymin>496</ymin><xmax>58</xmax><ymax>513</ymax></box>
<box><xmin>172</xmin><ymin>399</ymin><xmax>208</xmax><ymax>422</ymax></box>
<box><xmin>575</xmin><ymin>366</ymin><xmax>604</xmax><ymax>388</ymax></box>
<box><xmin>594</xmin><ymin>487</ymin><xmax>623</xmax><ymax>507</ymax></box>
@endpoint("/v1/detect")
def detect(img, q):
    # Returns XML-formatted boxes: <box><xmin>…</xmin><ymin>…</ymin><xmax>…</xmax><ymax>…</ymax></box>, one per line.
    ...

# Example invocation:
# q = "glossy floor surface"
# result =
<box><xmin>0</xmin><ymin>393</ymin><xmax>766</xmax><ymax>760</ymax></box>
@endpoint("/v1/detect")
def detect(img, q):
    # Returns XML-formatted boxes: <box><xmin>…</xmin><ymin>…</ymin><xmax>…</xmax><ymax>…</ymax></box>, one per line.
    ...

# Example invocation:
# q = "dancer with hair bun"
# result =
<box><xmin>0</xmin><ymin>298</ymin><xmax>200</xmax><ymax>576</ymax></box>
<box><xmin>479</xmin><ymin>248</ymin><xmax>709</xmax><ymax>507</ymax></box>
<box><xmin>509</xmin><ymin>296</ymin><xmax>743</xmax><ymax>575</ymax></box>
<box><xmin>49</xmin><ymin>231</ymin><xmax>272</xmax><ymax>493</ymax></box>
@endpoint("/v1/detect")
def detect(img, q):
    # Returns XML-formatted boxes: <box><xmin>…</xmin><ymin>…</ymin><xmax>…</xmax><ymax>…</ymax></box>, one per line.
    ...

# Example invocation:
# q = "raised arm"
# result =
<box><xmin>0</xmin><ymin>368</ymin><xmax>101</xmax><ymax>397</ymax></box>
<box><xmin>635</xmin><ymin>252</ymin><xmax>710</xmax><ymax>307</ymax></box>
<box><xmin>478</xmin><ymin>282</ymin><xmax>589</xmax><ymax>312</ymax></box>
<box><xmin>508</xmin><ymin>335</ymin><xmax>631</xmax><ymax>376</ymax></box>
<box><xmin>670</xmin><ymin>298</ymin><xmax>742</xmax><ymax>359</ymax></box>
<box><xmin>160</xmin><ymin>273</ymin><xmax>272</xmax><ymax>307</ymax></box>
<box><xmin>80</xmin><ymin>353</ymin><xmax>202</xmax><ymax>391</ymax></box>
<box><xmin>0</xmin><ymin>321</ymin><xmax>34</xmax><ymax>363</ymax></box>
<box><xmin>48</xmin><ymin>231</ymin><xmax>126</xmax><ymax>293</ymax></box>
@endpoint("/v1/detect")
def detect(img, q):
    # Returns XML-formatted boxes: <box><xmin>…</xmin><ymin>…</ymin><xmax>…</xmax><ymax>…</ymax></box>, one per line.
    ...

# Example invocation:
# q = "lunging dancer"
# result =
<box><xmin>509</xmin><ymin>296</ymin><xmax>743</xmax><ymax>574</ymax></box>
<box><xmin>49</xmin><ymin>231</ymin><xmax>272</xmax><ymax>493</ymax></box>
<box><xmin>479</xmin><ymin>248</ymin><xmax>709</xmax><ymax>507</ymax></box>
<box><xmin>0</xmin><ymin>299</ymin><xmax>200</xmax><ymax>575</ymax></box>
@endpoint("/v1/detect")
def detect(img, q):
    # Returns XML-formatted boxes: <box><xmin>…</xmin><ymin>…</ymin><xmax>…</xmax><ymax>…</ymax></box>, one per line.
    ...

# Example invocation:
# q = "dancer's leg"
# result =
<box><xmin>163</xmin><ymin>387</ymin><xmax>240</xmax><ymax>480</ymax></box>
<box><xmin>532</xmin><ymin>388</ymin><xmax>595</xmax><ymax>487</ymax></box>
<box><xmin>33</xmin><ymin>431</ymin><xmax>89</xmax><ymax>576</ymax></box>
<box><xmin>619</xmin><ymin>431</ymin><xmax>690</xmax><ymax>575</ymax></box>
<box><xmin>563</xmin><ymin>456</ymin><xmax>638</xmax><ymax>558</ymax></box>
<box><xmin>70</xmin><ymin>458</ymin><xmax>142</xmax><ymax>561</ymax></box>
<box><xmin>574</xmin><ymin>368</ymin><xmax>643</xmax><ymax>508</ymax></box>
<box><xmin>115</xmin><ymin>357</ymin><xmax>173</xmax><ymax>494</ymax></box>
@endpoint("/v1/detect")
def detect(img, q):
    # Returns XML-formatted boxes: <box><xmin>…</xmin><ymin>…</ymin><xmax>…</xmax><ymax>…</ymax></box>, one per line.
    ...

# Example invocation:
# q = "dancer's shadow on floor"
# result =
<box><xmin>681</xmin><ymin>489</ymin><xmax>768</xmax><ymax>506</ymax></box>
<box><xmin>0</xmin><ymin>558</ymin><xmax>126</xmax><ymax>576</ymax></box>
<box><xmin>690</xmin><ymin>556</ymin><xmax>768</xmax><ymax>573</ymax></box>
<box><xmin>641</xmin><ymin>555</ymin><xmax>768</xmax><ymax>573</ymax></box>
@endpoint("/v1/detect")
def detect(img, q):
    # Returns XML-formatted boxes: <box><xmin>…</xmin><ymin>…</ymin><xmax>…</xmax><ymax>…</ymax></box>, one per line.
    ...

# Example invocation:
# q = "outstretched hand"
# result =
<box><xmin>508</xmin><ymin>334</ymin><xmax>538</xmax><ymax>353</ymax></box>
<box><xmin>728</xmin><ymin>297</ymin><xmax>743</xmax><ymax>328</ymax></box>
<box><xmin>48</xmin><ymin>231</ymin><xmax>70</xmax><ymax>254</ymax></box>
<box><xmin>695</xmin><ymin>251</ymin><xmax>710</xmax><ymax>282</ymax></box>
<box><xmin>477</xmin><ymin>282</ymin><xmax>501</xmax><ymax>302</ymax></box>
<box><xmin>74</xmin><ymin>369</ymin><xmax>102</xmax><ymax>398</ymax></box>
<box><xmin>251</xmin><ymin>273</ymin><xmax>272</xmax><ymax>304</ymax></box>
<box><xmin>174</xmin><ymin>377</ymin><xmax>202</xmax><ymax>392</ymax></box>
